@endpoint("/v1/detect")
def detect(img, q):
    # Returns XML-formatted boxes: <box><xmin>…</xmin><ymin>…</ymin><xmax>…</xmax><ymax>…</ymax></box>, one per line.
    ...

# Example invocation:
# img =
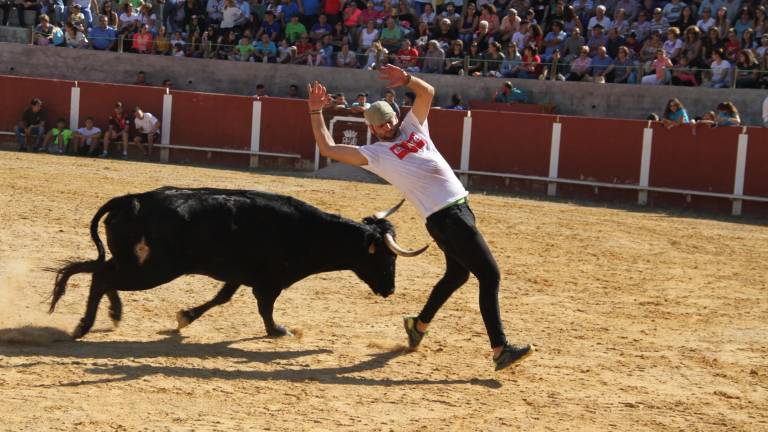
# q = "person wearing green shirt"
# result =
<box><xmin>285</xmin><ymin>15</ymin><xmax>307</xmax><ymax>43</ymax></box>
<box><xmin>234</xmin><ymin>35</ymin><xmax>255</xmax><ymax>61</ymax></box>
<box><xmin>380</xmin><ymin>17</ymin><xmax>402</xmax><ymax>52</ymax></box>
<box><xmin>42</xmin><ymin>118</ymin><xmax>73</xmax><ymax>154</ymax></box>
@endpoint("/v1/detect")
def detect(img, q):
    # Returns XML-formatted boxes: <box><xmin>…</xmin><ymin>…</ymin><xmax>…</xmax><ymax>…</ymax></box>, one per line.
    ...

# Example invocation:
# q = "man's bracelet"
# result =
<box><xmin>405</xmin><ymin>73</ymin><xmax>412</xmax><ymax>85</ymax></box>
<box><xmin>309</xmin><ymin>109</ymin><xmax>323</xmax><ymax>115</ymax></box>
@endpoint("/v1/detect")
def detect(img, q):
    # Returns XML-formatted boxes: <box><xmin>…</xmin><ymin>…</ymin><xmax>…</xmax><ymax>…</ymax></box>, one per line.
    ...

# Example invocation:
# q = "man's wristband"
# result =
<box><xmin>405</xmin><ymin>73</ymin><xmax>412</xmax><ymax>85</ymax></box>
<box><xmin>309</xmin><ymin>109</ymin><xmax>322</xmax><ymax>115</ymax></box>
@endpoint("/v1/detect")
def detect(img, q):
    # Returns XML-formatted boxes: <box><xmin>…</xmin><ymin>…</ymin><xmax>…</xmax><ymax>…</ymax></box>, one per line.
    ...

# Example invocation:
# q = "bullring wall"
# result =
<box><xmin>1</xmin><ymin>74</ymin><xmax>766</xmax><ymax>218</ymax></box>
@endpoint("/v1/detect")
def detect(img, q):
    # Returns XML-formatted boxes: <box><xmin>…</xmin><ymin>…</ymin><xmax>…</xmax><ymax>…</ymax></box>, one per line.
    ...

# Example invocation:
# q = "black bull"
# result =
<box><xmin>49</xmin><ymin>187</ymin><xmax>427</xmax><ymax>339</ymax></box>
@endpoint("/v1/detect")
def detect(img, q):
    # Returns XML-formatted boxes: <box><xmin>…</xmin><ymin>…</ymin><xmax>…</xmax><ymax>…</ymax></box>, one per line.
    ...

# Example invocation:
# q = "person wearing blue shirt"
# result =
<box><xmin>299</xmin><ymin>0</ymin><xmax>320</xmax><ymax>27</ymax></box>
<box><xmin>541</xmin><ymin>20</ymin><xmax>566</xmax><ymax>63</ymax></box>
<box><xmin>590</xmin><ymin>46</ymin><xmax>613</xmax><ymax>82</ymax></box>
<box><xmin>493</xmin><ymin>81</ymin><xmax>530</xmax><ymax>103</ymax></box>
<box><xmin>89</xmin><ymin>15</ymin><xmax>117</xmax><ymax>50</ymax></box>
<box><xmin>257</xmin><ymin>11</ymin><xmax>281</xmax><ymax>41</ymax></box>
<box><xmin>279</xmin><ymin>0</ymin><xmax>300</xmax><ymax>23</ymax></box>
<box><xmin>662</xmin><ymin>98</ymin><xmax>690</xmax><ymax>129</ymax></box>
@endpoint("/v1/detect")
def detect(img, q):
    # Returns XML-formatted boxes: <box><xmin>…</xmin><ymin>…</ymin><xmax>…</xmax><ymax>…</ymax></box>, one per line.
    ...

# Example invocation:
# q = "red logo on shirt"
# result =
<box><xmin>389</xmin><ymin>132</ymin><xmax>426</xmax><ymax>160</ymax></box>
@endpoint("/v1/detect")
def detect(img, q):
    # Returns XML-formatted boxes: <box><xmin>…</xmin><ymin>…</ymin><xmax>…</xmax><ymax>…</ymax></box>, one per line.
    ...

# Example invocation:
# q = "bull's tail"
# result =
<box><xmin>48</xmin><ymin>196</ymin><xmax>132</xmax><ymax>313</ymax></box>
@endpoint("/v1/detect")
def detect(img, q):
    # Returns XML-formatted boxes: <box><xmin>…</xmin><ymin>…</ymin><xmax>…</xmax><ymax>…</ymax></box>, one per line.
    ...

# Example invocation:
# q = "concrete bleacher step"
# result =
<box><xmin>1</xmin><ymin>8</ymin><xmax>38</xmax><ymax>27</ymax></box>
<box><xmin>0</xmin><ymin>25</ymin><xmax>32</xmax><ymax>44</ymax></box>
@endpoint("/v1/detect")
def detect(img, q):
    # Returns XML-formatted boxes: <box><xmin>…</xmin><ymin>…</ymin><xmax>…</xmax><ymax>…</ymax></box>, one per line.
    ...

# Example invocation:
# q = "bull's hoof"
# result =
<box><xmin>176</xmin><ymin>310</ymin><xmax>194</xmax><ymax>330</ymax></box>
<box><xmin>267</xmin><ymin>325</ymin><xmax>293</xmax><ymax>338</ymax></box>
<box><xmin>109</xmin><ymin>310</ymin><xmax>122</xmax><ymax>328</ymax></box>
<box><xmin>71</xmin><ymin>324</ymin><xmax>86</xmax><ymax>340</ymax></box>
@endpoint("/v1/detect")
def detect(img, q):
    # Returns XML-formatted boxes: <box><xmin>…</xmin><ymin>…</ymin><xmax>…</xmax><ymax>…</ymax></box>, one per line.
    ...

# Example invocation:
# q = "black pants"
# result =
<box><xmin>420</xmin><ymin>202</ymin><xmax>507</xmax><ymax>348</ymax></box>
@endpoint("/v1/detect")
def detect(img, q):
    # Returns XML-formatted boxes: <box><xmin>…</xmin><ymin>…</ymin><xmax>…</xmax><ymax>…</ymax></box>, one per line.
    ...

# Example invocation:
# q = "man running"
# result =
<box><xmin>306</xmin><ymin>65</ymin><xmax>533</xmax><ymax>371</ymax></box>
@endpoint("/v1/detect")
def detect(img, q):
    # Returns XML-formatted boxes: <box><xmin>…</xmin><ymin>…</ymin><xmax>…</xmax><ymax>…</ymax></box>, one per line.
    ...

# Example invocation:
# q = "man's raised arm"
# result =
<box><xmin>378</xmin><ymin>65</ymin><xmax>434</xmax><ymax>125</ymax></box>
<box><xmin>307</xmin><ymin>82</ymin><xmax>368</xmax><ymax>166</ymax></box>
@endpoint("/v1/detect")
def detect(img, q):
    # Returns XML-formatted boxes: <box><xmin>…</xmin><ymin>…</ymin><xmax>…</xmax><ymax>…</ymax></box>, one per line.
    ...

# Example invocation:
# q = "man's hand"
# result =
<box><xmin>378</xmin><ymin>64</ymin><xmax>409</xmax><ymax>88</ymax></box>
<box><xmin>307</xmin><ymin>81</ymin><xmax>332</xmax><ymax>111</ymax></box>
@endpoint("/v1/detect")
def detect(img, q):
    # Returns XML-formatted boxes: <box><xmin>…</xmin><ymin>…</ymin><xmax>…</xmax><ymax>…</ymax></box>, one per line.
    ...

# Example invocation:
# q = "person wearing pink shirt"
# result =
<box><xmin>641</xmin><ymin>49</ymin><xmax>672</xmax><ymax>84</ymax></box>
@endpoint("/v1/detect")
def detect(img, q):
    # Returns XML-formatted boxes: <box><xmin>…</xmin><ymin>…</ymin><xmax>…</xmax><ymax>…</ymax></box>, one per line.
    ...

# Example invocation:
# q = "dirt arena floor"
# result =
<box><xmin>0</xmin><ymin>151</ymin><xmax>766</xmax><ymax>431</ymax></box>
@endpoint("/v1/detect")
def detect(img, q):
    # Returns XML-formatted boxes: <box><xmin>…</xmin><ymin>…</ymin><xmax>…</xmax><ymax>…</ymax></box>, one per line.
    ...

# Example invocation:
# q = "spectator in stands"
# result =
<box><xmin>306</xmin><ymin>40</ymin><xmax>325</xmax><ymax>65</ymax></box>
<box><xmin>500</xmin><ymin>42</ymin><xmax>522</xmax><ymax>77</ymax></box>
<box><xmin>483</xmin><ymin>41</ymin><xmax>505</xmax><ymax>77</ymax></box>
<box><xmin>611</xmin><ymin>9</ymin><xmax>630</xmax><ymax>37</ymax></box>
<box><xmin>458</xmin><ymin>2</ymin><xmax>479</xmax><ymax>45</ymax></box>
<box><xmin>72</xmin><ymin>116</ymin><xmax>102</xmax><ymax>155</ymax></box>
<box><xmin>34</xmin><ymin>14</ymin><xmax>61</xmax><ymax>45</ymax></box>
<box><xmin>649</xmin><ymin>8</ymin><xmax>669</xmax><ymax>35</ymax></box>
<box><xmin>440</xmin><ymin>2</ymin><xmax>461</xmax><ymax>27</ymax></box>
<box><xmin>285</xmin><ymin>14</ymin><xmax>307</xmax><ymax>43</ymax></box>
<box><xmin>134</xmin><ymin>70</ymin><xmax>149</xmax><ymax>85</ymax></box>
<box><xmin>257</xmin><ymin>11</ymin><xmax>280</xmax><ymax>41</ymax></box>
<box><xmin>154</xmin><ymin>25</ymin><xmax>171</xmax><ymax>54</ymax></box>
<box><xmin>132</xmin><ymin>23</ymin><xmax>154</xmax><ymax>53</ymax></box>
<box><xmin>253</xmin><ymin>33</ymin><xmax>277</xmax><ymax>62</ymax></box>
<box><xmin>102</xmin><ymin>1</ymin><xmax>118</xmax><ymax>27</ymax></box>
<box><xmin>41</xmin><ymin>118</ymin><xmax>72</xmax><ymax>154</ymax></box>
<box><xmin>402</xmin><ymin>91</ymin><xmax>415</xmax><ymax>106</ymax></box>
<box><xmin>630</xmin><ymin>10</ymin><xmax>651</xmax><ymax>42</ymax></box>
<box><xmin>132</xmin><ymin>106</ymin><xmax>160</xmax><ymax>157</ymax></box>
<box><xmin>566</xmin><ymin>45</ymin><xmax>592</xmax><ymax>81</ymax></box>
<box><xmin>254</xmin><ymin>83</ymin><xmax>267</xmax><ymax>96</ymax></box>
<box><xmin>336</xmin><ymin>40</ymin><xmax>358</xmax><ymax>67</ymax></box>
<box><xmin>696</xmin><ymin>8</ymin><xmax>715</xmax><ymax>33</ymax></box>
<box><xmin>641</xmin><ymin>49</ymin><xmax>672</xmax><ymax>85</ymax></box>
<box><xmin>604</xmin><ymin>45</ymin><xmax>633</xmax><ymax>83</ymax></box>
<box><xmin>716</xmin><ymin>101</ymin><xmax>741</xmax><ymax>126</ymax></box>
<box><xmin>590</xmin><ymin>46</ymin><xmax>613</xmax><ymax>82</ymax></box>
<box><xmin>358</xmin><ymin>19</ymin><xmax>379</xmax><ymax>51</ymax></box>
<box><xmin>562</xmin><ymin>27</ymin><xmax>585</xmax><ymax>63</ymax></box>
<box><xmin>757</xmin><ymin>34</ymin><xmax>768</xmax><ymax>59</ymax></box>
<box><xmin>433</xmin><ymin>18</ymin><xmax>458</xmax><ymax>47</ymax></box>
<box><xmin>563</xmin><ymin>5</ymin><xmax>583</xmax><ymax>36</ymax></box>
<box><xmin>101</xmin><ymin>101</ymin><xmax>130</xmax><ymax>158</ymax></box>
<box><xmin>396</xmin><ymin>39</ymin><xmax>421</xmax><ymax>72</ymax></box>
<box><xmin>588</xmin><ymin>5</ymin><xmax>611</xmax><ymax>31</ymax></box>
<box><xmin>493</xmin><ymin>81</ymin><xmax>529</xmax><ymax>103</ymax></box>
<box><xmin>310</xmin><ymin>13</ymin><xmax>332</xmax><ymax>40</ymax></box>
<box><xmin>288</xmin><ymin>84</ymin><xmax>300</xmax><ymax>98</ymax></box>
<box><xmin>64</xmin><ymin>22</ymin><xmax>88</xmax><ymax>48</ymax></box>
<box><xmin>604</xmin><ymin>27</ymin><xmax>623</xmax><ymax>59</ymax></box>
<box><xmin>293</xmin><ymin>32</ymin><xmax>313</xmax><ymax>63</ymax></box>
<box><xmin>422</xmin><ymin>39</ymin><xmax>445</xmax><ymax>74</ymax></box>
<box><xmin>661</xmin><ymin>98</ymin><xmax>690</xmax><ymax>128</ymax></box>
<box><xmin>735</xmin><ymin>49</ymin><xmax>760</xmax><ymax>88</ymax></box>
<box><xmin>89</xmin><ymin>15</ymin><xmax>117</xmax><ymax>50</ymax></box>
<box><xmin>350</xmin><ymin>92</ymin><xmax>370</xmax><ymax>112</ymax></box>
<box><xmin>662</xmin><ymin>27</ymin><xmax>683</xmax><ymax>62</ymax></box>
<box><xmin>382</xmin><ymin>89</ymin><xmax>400</xmax><ymax>117</ymax></box>
<box><xmin>496</xmin><ymin>7</ymin><xmax>519</xmax><ymax>45</ymax></box>
<box><xmin>708</xmin><ymin>48</ymin><xmax>731</xmax><ymax>88</ymax></box>
<box><xmin>661</xmin><ymin>0</ymin><xmax>684</xmax><ymax>28</ymax></box>
<box><xmin>68</xmin><ymin>4</ymin><xmax>86</xmax><ymax>29</ymax></box>
<box><xmin>587</xmin><ymin>24</ymin><xmax>607</xmax><ymax>57</ymax></box>
<box><xmin>444</xmin><ymin>93</ymin><xmax>466</xmax><ymax>110</ymax></box>
<box><xmin>671</xmin><ymin>56</ymin><xmax>698</xmax><ymax>86</ymax></box>
<box><xmin>380</xmin><ymin>17</ymin><xmax>402</xmax><ymax>53</ymax></box>
<box><xmin>511</xmin><ymin>19</ymin><xmax>528</xmax><ymax>51</ymax></box>
<box><xmin>723</xmin><ymin>28</ymin><xmax>740</xmax><ymax>61</ymax></box>
<box><xmin>541</xmin><ymin>20</ymin><xmax>566</xmax><ymax>63</ymax></box>
<box><xmin>639</xmin><ymin>30</ymin><xmax>663</xmax><ymax>70</ymax></box>
<box><xmin>232</xmin><ymin>34</ymin><xmax>254</xmax><ymax>60</ymax></box>
<box><xmin>139</xmin><ymin>3</ymin><xmax>157</xmax><ymax>33</ymax></box>
<box><xmin>118</xmin><ymin>4</ymin><xmax>141</xmax><ymax>34</ymax></box>
<box><xmin>678</xmin><ymin>6</ymin><xmax>696</xmax><ymax>32</ymax></box>
<box><xmin>15</xmin><ymin>97</ymin><xmax>45</xmax><ymax>152</ymax></box>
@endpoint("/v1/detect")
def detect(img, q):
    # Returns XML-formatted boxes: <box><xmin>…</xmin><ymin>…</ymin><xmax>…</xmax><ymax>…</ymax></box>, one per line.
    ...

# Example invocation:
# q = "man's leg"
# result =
<box><xmin>101</xmin><ymin>131</ymin><xmax>112</xmax><ymax>156</ymax></box>
<box><xmin>34</xmin><ymin>126</ymin><xmax>45</xmax><ymax>148</ymax></box>
<box><xmin>421</xmin><ymin>204</ymin><xmax>507</xmax><ymax>349</ymax></box>
<box><xmin>121</xmin><ymin>130</ymin><xmax>129</xmax><ymax>157</ymax></box>
<box><xmin>15</xmin><ymin>124</ymin><xmax>26</xmax><ymax>150</ymax></box>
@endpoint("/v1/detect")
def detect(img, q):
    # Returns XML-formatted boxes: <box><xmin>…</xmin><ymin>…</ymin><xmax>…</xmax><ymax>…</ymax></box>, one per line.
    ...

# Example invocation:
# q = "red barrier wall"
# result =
<box><xmin>559</xmin><ymin>117</ymin><xmax>645</xmax><ymax>184</ymax></box>
<box><xmin>468</xmin><ymin>111</ymin><xmax>552</xmax><ymax>176</ymax></box>
<box><xmin>0</xmin><ymin>75</ymin><xmax>72</xmax><ymax>132</ymax></box>
<box><xmin>78</xmin><ymin>82</ymin><xmax>165</xmax><ymax>131</ymax></box>
<box><xmin>259</xmin><ymin>97</ymin><xmax>316</xmax><ymax>159</ymax></box>
<box><xmin>427</xmin><ymin>108</ymin><xmax>464</xmax><ymax>169</ymax></box>
<box><xmin>649</xmin><ymin>125</ymin><xmax>740</xmax><ymax>193</ymax></box>
<box><xmin>744</xmin><ymin>127</ymin><xmax>768</xmax><ymax>197</ymax></box>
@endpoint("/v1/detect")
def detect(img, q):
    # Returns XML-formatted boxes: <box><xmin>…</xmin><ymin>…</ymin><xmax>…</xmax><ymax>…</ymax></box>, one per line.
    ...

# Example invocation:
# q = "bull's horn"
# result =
<box><xmin>383</xmin><ymin>233</ymin><xmax>428</xmax><ymax>257</ymax></box>
<box><xmin>373</xmin><ymin>199</ymin><xmax>405</xmax><ymax>219</ymax></box>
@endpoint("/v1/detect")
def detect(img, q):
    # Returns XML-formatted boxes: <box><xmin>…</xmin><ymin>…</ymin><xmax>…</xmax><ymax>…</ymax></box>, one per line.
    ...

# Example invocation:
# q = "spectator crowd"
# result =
<box><xmin>3</xmin><ymin>0</ymin><xmax>768</xmax><ymax>88</ymax></box>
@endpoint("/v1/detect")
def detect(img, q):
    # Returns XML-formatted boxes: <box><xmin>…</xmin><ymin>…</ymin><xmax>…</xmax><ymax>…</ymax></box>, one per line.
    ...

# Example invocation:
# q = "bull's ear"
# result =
<box><xmin>365</xmin><ymin>232</ymin><xmax>377</xmax><ymax>254</ymax></box>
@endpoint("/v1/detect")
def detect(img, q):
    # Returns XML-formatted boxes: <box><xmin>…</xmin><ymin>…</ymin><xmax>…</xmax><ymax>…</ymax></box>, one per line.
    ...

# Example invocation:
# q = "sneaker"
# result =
<box><xmin>99</xmin><ymin>152</ymin><xmax>108</xmax><ymax>159</ymax></box>
<box><xmin>403</xmin><ymin>315</ymin><xmax>427</xmax><ymax>349</ymax></box>
<box><xmin>493</xmin><ymin>343</ymin><xmax>534</xmax><ymax>371</ymax></box>
<box><xmin>121</xmin><ymin>153</ymin><xmax>128</xmax><ymax>160</ymax></box>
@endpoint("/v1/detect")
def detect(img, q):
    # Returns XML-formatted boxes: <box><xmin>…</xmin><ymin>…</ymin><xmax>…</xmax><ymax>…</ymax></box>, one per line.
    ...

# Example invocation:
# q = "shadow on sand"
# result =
<box><xmin>0</xmin><ymin>332</ymin><xmax>501</xmax><ymax>389</ymax></box>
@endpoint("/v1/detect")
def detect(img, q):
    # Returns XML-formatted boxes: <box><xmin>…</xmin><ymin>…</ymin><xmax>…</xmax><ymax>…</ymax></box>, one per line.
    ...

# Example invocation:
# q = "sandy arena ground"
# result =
<box><xmin>0</xmin><ymin>151</ymin><xmax>766</xmax><ymax>431</ymax></box>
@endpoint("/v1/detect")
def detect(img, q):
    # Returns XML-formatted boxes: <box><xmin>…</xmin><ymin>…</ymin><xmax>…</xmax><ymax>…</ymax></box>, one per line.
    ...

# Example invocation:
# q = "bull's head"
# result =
<box><xmin>355</xmin><ymin>200</ymin><xmax>428</xmax><ymax>298</ymax></box>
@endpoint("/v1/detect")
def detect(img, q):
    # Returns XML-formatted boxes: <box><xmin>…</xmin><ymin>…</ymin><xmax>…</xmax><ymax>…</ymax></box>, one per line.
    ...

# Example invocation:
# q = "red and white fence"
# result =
<box><xmin>1</xmin><ymin>74</ymin><xmax>765</xmax><ymax>217</ymax></box>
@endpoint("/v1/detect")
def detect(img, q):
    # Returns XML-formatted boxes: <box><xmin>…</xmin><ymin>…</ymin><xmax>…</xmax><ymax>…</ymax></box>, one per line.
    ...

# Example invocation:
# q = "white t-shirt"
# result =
<box><xmin>134</xmin><ymin>113</ymin><xmax>159</xmax><ymax>133</ymax></box>
<box><xmin>710</xmin><ymin>59</ymin><xmax>731</xmax><ymax>81</ymax></box>
<box><xmin>359</xmin><ymin>111</ymin><xmax>468</xmax><ymax>219</ymax></box>
<box><xmin>77</xmin><ymin>126</ymin><xmax>101</xmax><ymax>138</ymax></box>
